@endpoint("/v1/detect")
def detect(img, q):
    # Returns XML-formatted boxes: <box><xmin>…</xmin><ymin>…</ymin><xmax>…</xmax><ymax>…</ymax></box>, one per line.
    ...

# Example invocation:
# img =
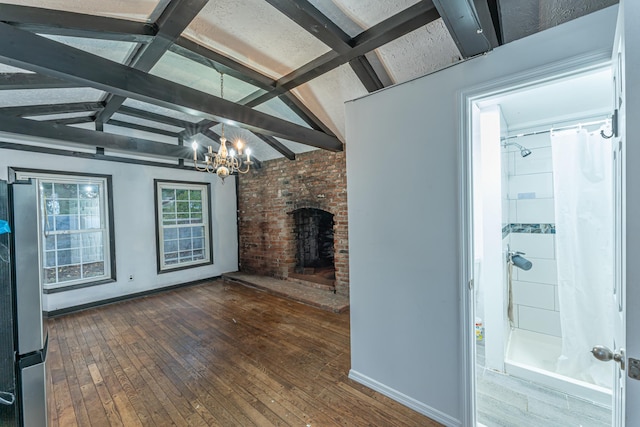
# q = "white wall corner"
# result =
<box><xmin>348</xmin><ymin>370</ymin><xmax>462</xmax><ymax>427</ymax></box>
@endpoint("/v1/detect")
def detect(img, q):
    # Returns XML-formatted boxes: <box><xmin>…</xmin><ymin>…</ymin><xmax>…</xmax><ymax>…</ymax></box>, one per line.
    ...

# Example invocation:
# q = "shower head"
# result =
<box><xmin>502</xmin><ymin>141</ymin><xmax>533</xmax><ymax>158</ymax></box>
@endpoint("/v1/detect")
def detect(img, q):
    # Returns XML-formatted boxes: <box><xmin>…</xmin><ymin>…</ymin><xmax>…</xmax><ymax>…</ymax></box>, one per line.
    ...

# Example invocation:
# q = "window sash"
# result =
<box><xmin>156</xmin><ymin>182</ymin><xmax>210</xmax><ymax>271</ymax></box>
<box><xmin>16</xmin><ymin>172</ymin><xmax>111</xmax><ymax>290</ymax></box>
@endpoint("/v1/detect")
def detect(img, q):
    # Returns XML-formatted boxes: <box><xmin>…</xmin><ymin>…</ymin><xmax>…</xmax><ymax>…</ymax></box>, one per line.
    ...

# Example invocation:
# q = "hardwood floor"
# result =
<box><xmin>47</xmin><ymin>280</ymin><xmax>441</xmax><ymax>426</ymax></box>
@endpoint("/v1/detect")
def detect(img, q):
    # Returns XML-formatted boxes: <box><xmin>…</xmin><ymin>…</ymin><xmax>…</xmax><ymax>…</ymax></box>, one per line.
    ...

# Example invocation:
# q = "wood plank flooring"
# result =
<box><xmin>47</xmin><ymin>280</ymin><xmax>441</xmax><ymax>426</ymax></box>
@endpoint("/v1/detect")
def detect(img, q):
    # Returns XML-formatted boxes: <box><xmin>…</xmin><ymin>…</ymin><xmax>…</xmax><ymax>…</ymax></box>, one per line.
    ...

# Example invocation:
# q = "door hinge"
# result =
<box><xmin>629</xmin><ymin>358</ymin><xmax>640</xmax><ymax>380</ymax></box>
<box><xmin>468</xmin><ymin>279</ymin><xmax>474</xmax><ymax>290</ymax></box>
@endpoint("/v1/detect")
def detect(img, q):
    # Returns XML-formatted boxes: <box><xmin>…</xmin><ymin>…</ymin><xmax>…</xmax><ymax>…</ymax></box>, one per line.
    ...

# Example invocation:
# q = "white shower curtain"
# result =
<box><xmin>551</xmin><ymin>127</ymin><xmax>613</xmax><ymax>388</ymax></box>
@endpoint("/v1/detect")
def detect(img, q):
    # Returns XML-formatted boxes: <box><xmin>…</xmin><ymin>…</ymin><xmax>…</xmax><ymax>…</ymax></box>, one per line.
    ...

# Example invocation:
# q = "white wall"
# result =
<box><xmin>345</xmin><ymin>6</ymin><xmax>617</xmax><ymax>426</ymax></box>
<box><xmin>0</xmin><ymin>147</ymin><xmax>239</xmax><ymax>311</ymax></box>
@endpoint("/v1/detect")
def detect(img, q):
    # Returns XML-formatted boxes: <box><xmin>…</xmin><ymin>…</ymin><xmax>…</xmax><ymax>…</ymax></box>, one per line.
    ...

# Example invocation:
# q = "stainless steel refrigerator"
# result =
<box><xmin>0</xmin><ymin>179</ymin><xmax>48</xmax><ymax>427</ymax></box>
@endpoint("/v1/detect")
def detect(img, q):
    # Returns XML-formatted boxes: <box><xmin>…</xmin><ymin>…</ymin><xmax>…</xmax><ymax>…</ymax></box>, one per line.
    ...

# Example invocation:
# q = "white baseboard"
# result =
<box><xmin>348</xmin><ymin>369</ymin><xmax>461</xmax><ymax>427</ymax></box>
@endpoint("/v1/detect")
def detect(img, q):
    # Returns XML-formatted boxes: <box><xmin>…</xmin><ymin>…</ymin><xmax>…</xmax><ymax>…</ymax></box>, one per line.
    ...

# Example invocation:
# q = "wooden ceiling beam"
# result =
<box><xmin>0</xmin><ymin>114</ymin><xmax>192</xmax><ymax>159</ymax></box>
<box><xmin>0</xmin><ymin>24</ymin><xmax>342</xmax><ymax>150</ymax></box>
<box><xmin>0</xmin><ymin>102</ymin><xmax>104</xmax><ymax>117</ymax></box>
<box><xmin>0</xmin><ymin>4</ymin><xmax>156</xmax><ymax>43</ymax></box>
<box><xmin>239</xmin><ymin>1</ymin><xmax>441</xmax><ymax>107</ymax></box>
<box><xmin>96</xmin><ymin>0</ymin><xmax>210</xmax><ymax>125</ymax></box>
<box><xmin>0</xmin><ymin>73</ymin><xmax>83</xmax><ymax>90</ymax></box>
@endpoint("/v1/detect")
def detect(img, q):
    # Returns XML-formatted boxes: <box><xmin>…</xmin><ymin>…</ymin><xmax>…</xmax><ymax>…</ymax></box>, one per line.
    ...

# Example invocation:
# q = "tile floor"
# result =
<box><xmin>476</xmin><ymin>342</ymin><xmax>611</xmax><ymax>427</ymax></box>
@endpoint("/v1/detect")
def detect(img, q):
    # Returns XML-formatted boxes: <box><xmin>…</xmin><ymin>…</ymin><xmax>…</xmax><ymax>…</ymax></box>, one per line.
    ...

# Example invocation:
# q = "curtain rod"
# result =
<box><xmin>501</xmin><ymin>117</ymin><xmax>611</xmax><ymax>141</ymax></box>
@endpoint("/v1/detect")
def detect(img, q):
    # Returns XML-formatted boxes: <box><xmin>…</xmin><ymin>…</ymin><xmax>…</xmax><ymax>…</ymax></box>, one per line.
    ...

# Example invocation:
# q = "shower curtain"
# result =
<box><xmin>551</xmin><ymin>127</ymin><xmax>613</xmax><ymax>388</ymax></box>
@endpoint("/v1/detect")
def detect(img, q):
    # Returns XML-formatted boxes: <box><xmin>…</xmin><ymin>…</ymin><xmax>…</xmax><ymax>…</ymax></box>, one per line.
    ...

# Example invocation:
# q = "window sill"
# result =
<box><xmin>43</xmin><ymin>277</ymin><xmax>116</xmax><ymax>294</ymax></box>
<box><xmin>157</xmin><ymin>259</ymin><xmax>213</xmax><ymax>274</ymax></box>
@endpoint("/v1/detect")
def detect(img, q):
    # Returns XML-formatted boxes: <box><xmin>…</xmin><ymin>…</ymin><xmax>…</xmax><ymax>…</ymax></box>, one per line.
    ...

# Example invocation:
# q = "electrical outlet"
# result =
<box><xmin>128</xmin><ymin>274</ymin><xmax>134</xmax><ymax>282</ymax></box>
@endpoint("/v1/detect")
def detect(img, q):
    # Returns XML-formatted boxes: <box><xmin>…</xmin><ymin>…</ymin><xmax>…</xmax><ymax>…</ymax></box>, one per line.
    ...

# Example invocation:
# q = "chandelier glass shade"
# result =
<box><xmin>191</xmin><ymin>73</ymin><xmax>253</xmax><ymax>181</ymax></box>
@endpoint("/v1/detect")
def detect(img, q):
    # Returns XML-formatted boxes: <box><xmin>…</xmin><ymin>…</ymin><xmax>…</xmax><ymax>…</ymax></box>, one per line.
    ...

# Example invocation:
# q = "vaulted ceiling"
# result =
<box><xmin>0</xmin><ymin>0</ymin><xmax>617</xmax><ymax>168</ymax></box>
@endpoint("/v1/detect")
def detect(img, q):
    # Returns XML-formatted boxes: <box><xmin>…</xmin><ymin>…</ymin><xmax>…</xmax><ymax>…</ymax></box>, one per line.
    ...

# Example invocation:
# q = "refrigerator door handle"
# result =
<box><xmin>0</xmin><ymin>390</ymin><xmax>15</xmax><ymax>405</ymax></box>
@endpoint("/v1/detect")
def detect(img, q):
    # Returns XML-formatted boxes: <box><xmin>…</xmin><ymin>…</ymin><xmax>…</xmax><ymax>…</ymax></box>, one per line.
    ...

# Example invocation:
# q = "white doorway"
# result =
<box><xmin>469</xmin><ymin>65</ymin><xmax>618</xmax><ymax>426</ymax></box>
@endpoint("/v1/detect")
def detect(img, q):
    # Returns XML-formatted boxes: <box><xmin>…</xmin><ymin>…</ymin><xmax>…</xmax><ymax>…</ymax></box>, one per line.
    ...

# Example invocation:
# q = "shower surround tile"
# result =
<box><xmin>509</xmin><ymin>233</ymin><xmax>555</xmax><ymax>259</ymax></box>
<box><xmin>514</xmin><ymin>146</ymin><xmax>553</xmax><ymax>175</ymax></box>
<box><xmin>515</xmin><ymin>198</ymin><xmax>555</xmax><ymax>223</ymax></box>
<box><xmin>513</xmin><ymin>280</ymin><xmax>556</xmax><ymax>311</ymax></box>
<box><xmin>508</xmin><ymin>172</ymin><xmax>554</xmax><ymax>199</ymax></box>
<box><xmin>515</xmin><ymin>257</ymin><xmax>558</xmax><ymax>284</ymax></box>
<box><xmin>518</xmin><ymin>305</ymin><xmax>561</xmax><ymax>337</ymax></box>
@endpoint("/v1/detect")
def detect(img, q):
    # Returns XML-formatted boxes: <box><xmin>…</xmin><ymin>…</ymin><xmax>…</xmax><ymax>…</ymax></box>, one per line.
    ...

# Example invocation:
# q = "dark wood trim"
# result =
<box><xmin>1</xmin><ymin>4</ymin><xmax>156</xmax><ymax>42</ymax></box>
<box><xmin>0</xmin><ymin>114</ymin><xmax>193</xmax><ymax>159</ymax></box>
<box><xmin>432</xmin><ymin>0</ymin><xmax>498</xmax><ymax>58</ymax></box>
<box><xmin>0</xmin><ymin>73</ymin><xmax>82</xmax><ymax>90</ymax></box>
<box><xmin>0</xmin><ymin>140</ymin><xmax>193</xmax><ymax>170</ymax></box>
<box><xmin>0</xmin><ymin>24</ymin><xmax>342</xmax><ymax>151</ymax></box>
<box><xmin>0</xmin><ymin>101</ymin><xmax>104</xmax><ymax>117</ymax></box>
<box><xmin>45</xmin><ymin>276</ymin><xmax>221</xmax><ymax>317</ymax></box>
<box><xmin>349</xmin><ymin>55</ymin><xmax>385</xmax><ymax>92</ymax></box>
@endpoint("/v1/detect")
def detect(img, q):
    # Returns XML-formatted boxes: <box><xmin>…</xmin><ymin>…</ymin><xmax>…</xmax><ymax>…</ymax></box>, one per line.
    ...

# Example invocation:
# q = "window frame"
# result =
<box><xmin>11</xmin><ymin>168</ymin><xmax>116</xmax><ymax>293</ymax></box>
<box><xmin>154</xmin><ymin>179</ymin><xmax>213</xmax><ymax>273</ymax></box>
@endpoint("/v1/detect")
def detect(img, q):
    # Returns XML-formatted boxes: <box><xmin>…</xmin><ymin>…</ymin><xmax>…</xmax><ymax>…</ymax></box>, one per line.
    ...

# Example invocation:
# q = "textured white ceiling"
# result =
<box><xmin>292</xmin><ymin>64</ymin><xmax>368</xmax><ymax>141</ymax></box>
<box><xmin>375</xmin><ymin>19</ymin><xmax>461</xmax><ymax>84</ymax></box>
<box><xmin>0</xmin><ymin>0</ymin><xmax>160</xmax><ymax>22</ymax></box>
<box><xmin>319</xmin><ymin>0</ymin><xmax>421</xmax><ymax>30</ymax></box>
<box><xmin>183</xmin><ymin>0</ymin><xmax>331</xmax><ymax>79</ymax></box>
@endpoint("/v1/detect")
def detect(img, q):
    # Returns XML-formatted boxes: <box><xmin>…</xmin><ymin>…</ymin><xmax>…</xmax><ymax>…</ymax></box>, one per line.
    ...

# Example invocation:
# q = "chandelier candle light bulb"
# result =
<box><xmin>191</xmin><ymin>73</ymin><xmax>253</xmax><ymax>182</ymax></box>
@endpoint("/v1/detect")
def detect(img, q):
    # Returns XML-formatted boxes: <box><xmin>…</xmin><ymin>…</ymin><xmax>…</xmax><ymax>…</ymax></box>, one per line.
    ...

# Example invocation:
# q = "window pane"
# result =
<box><xmin>190</xmin><ymin>213</ymin><xmax>202</xmax><ymax>224</ymax></box>
<box><xmin>43</xmin><ymin>268</ymin><xmax>56</xmax><ymax>284</ymax></box>
<box><xmin>164</xmin><ymin>240</ymin><xmax>178</xmax><ymax>253</ymax></box>
<box><xmin>80</xmin><ymin>214</ymin><xmax>101</xmax><ymax>229</ymax></box>
<box><xmin>179</xmin><ymin>251</ymin><xmax>193</xmax><ymax>262</ymax></box>
<box><xmin>55</xmin><ymin>215</ymin><xmax>78</xmax><ymax>231</ymax></box>
<box><xmin>193</xmin><ymin>238</ymin><xmax>204</xmax><ymax>250</ymax></box>
<box><xmin>176</xmin><ymin>201</ymin><xmax>190</xmax><ymax>213</ymax></box>
<box><xmin>80</xmin><ymin>185</ymin><xmax>100</xmax><ymax>199</ymax></box>
<box><xmin>55</xmin><ymin>183</ymin><xmax>78</xmax><ymax>199</ymax></box>
<box><xmin>191</xmin><ymin>226</ymin><xmax>203</xmax><ymax>238</ymax></box>
<box><xmin>57</xmin><ymin>200</ymin><xmax>78</xmax><ymax>215</ymax></box>
<box><xmin>177</xmin><ymin>213</ymin><xmax>190</xmax><ymax>224</ymax></box>
<box><xmin>193</xmin><ymin>249</ymin><xmax>204</xmax><ymax>260</ymax></box>
<box><xmin>162</xmin><ymin>199</ymin><xmax>175</xmax><ymax>213</ymax></box>
<box><xmin>162</xmin><ymin>188</ymin><xmax>175</xmax><ymax>201</ymax></box>
<box><xmin>41</xmin><ymin>183</ymin><xmax>53</xmax><ymax>198</ymax></box>
<box><xmin>57</xmin><ymin>234</ymin><xmax>71</xmax><ymax>249</ymax></box>
<box><xmin>82</xmin><ymin>232</ymin><xmax>103</xmax><ymax>249</ymax></box>
<box><xmin>175</xmin><ymin>189</ymin><xmax>188</xmax><ymax>201</ymax></box>
<box><xmin>45</xmin><ymin>251</ymin><xmax>56</xmax><ymax>268</ymax></box>
<box><xmin>57</xmin><ymin>265</ymin><xmax>81</xmax><ymax>282</ymax></box>
<box><xmin>190</xmin><ymin>201</ymin><xmax>202</xmax><ymax>213</ymax></box>
<box><xmin>178</xmin><ymin>227</ymin><xmax>191</xmax><ymax>239</ymax></box>
<box><xmin>82</xmin><ymin>262</ymin><xmax>105</xmax><ymax>278</ymax></box>
<box><xmin>164</xmin><ymin>228</ymin><xmax>177</xmax><ymax>240</ymax></box>
<box><xmin>45</xmin><ymin>236</ymin><xmax>55</xmax><ymax>250</ymax></box>
<box><xmin>189</xmin><ymin>190</ymin><xmax>201</xmax><ymax>201</ymax></box>
<box><xmin>163</xmin><ymin>213</ymin><xmax>177</xmax><ymax>225</ymax></box>
<box><xmin>179</xmin><ymin>239</ymin><xmax>192</xmax><ymax>251</ymax></box>
<box><xmin>165</xmin><ymin>252</ymin><xmax>178</xmax><ymax>265</ymax></box>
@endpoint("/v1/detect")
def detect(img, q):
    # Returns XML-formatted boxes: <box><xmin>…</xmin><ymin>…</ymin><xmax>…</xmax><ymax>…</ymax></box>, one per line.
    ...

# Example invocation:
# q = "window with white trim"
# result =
<box><xmin>15</xmin><ymin>171</ymin><xmax>114</xmax><ymax>291</ymax></box>
<box><xmin>155</xmin><ymin>180</ymin><xmax>212</xmax><ymax>272</ymax></box>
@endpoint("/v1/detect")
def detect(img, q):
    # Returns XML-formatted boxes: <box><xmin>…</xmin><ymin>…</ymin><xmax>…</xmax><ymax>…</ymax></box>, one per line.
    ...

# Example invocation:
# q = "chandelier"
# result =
<box><xmin>191</xmin><ymin>72</ymin><xmax>253</xmax><ymax>182</ymax></box>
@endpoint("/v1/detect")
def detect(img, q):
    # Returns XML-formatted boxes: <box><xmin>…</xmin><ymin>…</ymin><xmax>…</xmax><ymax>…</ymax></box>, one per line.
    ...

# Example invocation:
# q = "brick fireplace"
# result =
<box><xmin>236</xmin><ymin>149</ymin><xmax>349</xmax><ymax>295</ymax></box>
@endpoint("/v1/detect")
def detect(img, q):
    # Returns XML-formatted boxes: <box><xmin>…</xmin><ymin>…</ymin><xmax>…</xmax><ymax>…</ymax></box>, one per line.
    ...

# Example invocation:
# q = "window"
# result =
<box><xmin>155</xmin><ymin>180</ymin><xmax>212</xmax><ymax>272</ymax></box>
<box><xmin>14</xmin><ymin>170</ymin><xmax>115</xmax><ymax>292</ymax></box>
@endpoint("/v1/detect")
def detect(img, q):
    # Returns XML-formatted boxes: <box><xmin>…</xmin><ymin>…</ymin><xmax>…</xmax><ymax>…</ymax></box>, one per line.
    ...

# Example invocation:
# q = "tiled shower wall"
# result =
<box><xmin>503</xmin><ymin>133</ymin><xmax>560</xmax><ymax>337</ymax></box>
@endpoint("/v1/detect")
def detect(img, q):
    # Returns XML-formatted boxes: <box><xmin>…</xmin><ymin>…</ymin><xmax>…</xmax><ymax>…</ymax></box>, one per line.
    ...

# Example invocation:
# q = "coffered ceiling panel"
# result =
<box><xmin>42</xmin><ymin>35</ymin><xmax>137</xmax><ymax>64</ymax></box>
<box><xmin>310</xmin><ymin>0</ymin><xmax>421</xmax><ymax>31</ymax></box>
<box><xmin>0</xmin><ymin>88</ymin><xmax>105</xmax><ymax>107</ymax></box>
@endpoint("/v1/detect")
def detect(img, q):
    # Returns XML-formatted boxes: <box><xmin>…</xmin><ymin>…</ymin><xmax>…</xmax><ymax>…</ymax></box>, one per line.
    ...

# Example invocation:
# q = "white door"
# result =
<box><xmin>601</xmin><ymin>1</ymin><xmax>640</xmax><ymax>424</ymax></box>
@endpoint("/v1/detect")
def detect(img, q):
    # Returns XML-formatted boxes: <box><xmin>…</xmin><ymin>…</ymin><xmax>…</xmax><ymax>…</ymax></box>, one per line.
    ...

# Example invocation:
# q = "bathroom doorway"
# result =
<box><xmin>469</xmin><ymin>65</ymin><xmax>617</xmax><ymax>426</ymax></box>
